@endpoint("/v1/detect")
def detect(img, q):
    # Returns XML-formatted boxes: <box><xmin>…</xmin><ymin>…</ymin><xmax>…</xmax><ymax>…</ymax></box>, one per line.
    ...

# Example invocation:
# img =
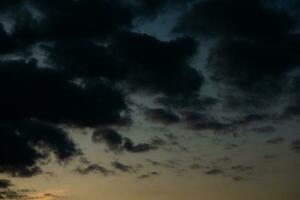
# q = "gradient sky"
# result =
<box><xmin>0</xmin><ymin>0</ymin><xmax>300</xmax><ymax>200</ymax></box>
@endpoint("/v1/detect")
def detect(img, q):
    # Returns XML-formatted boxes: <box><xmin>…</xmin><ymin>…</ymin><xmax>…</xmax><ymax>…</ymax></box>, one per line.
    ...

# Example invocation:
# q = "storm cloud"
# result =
<box><xmin>176</xmin><ymin>0</ymin><xmax>300</xmax><ymax>111</ymax></box>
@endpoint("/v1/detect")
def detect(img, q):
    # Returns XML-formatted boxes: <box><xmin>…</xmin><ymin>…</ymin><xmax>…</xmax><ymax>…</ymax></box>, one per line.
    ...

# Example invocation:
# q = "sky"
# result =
<box><xmin>0</xmin><ymin>0</ymin><xmax>300</xmax><ymax>200</ymax></box>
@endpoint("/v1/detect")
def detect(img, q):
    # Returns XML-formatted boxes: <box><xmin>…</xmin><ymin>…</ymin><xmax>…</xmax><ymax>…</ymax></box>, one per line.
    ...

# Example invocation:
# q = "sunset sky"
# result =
<box><xmin>0</xmin><ymin>0</ymin><xmax>300</xmax><ymax>200</ymax></box>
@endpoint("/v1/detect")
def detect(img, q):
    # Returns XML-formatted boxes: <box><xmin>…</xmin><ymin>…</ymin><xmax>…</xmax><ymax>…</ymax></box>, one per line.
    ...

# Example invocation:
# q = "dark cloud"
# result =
<box><xmin>149</xmin><ymin>136</ymin><xmax>189</xmax><ymax>153</ymax></box>
<box><xmin>92</xmin><ymin>128</ymin><xmax>156</xmax><ymax>153</ymax></box>
<box><xmin>12</xmin><ymin>0</ymin><xmax>132</xmax><ymax>42</ymax></box>
<box><xmin>0</xmin><ymin>0</ymin><xmax>209</xmax><ymax>188</ymax></box>
<box><xmin>0</xmin><ymin>179</ymin><xmax>33</xmax><ymax>199</ymax></box>
<box><xmin>40</xmin><ymin>31</ymin><xmax>202</xmax><ymax>106</ymax></box>
<box><xmin>264</xmin><ymin>155</ymin><xmax>277</xmax><ymax>161</ymax></box>
<box><xmin>189</xmin><ymin>164</ymin><xmax>202</xmax><ymax>170</ymax></box>
<box><xmin>92</xmin><ymin>128</ymin><xmax>123</xmax><ymax>151</ymax></box>
<box><xmin>8</xmin><ymin>2</ymin><xmax>202</xmax><ymax>102</ymax></box>
<box><xmin>0</xmin><ymin>24</ymin><xmax>19</xmax><ymax>54</ymax></box>
<box><xmin>182</xmin><ymin>111</ymin><xmax>209</xmax><ymax>123</ymax></box>
<box><xmin>0</xmin><ymin>59</ymin><xmax>128</xmax><ymax>127</ymax></box>
<box><xmin>280</xmin><ymin>105</ymin><xmax>300</xmax><ymax>120</ymax></box>
<box><xmin>182</xmin><ymin>111</ymin><xmax>270</xmax><ymax>132</ymax></box>
<box><xmin>111</xmin><ymin>32</ymin><xmax>202</xmax><ymax>97</ymax></box>
<box><xmin>231</xmin><ymin>165</ymin><xmax>254</xmax><ymax>174</ymax></box>
<box><xmin>138</xmin><ymin>171</ymin><xmax>160</xmax><ymax>179</ymax></box>
<box><xmin>176</xmin><ymin>0</ymin><xmax>300</xmax><ymax>111</ymax></box>
<box><xmin>42</xmin><ymin>41</ymin><xmax>124</xmax><ymax>80</ymax></box>
<box><xmin>280</xmin><ymin>75</ymin><xmax>300</xmax><ymax>119</ymax></box>
<box><xmin>0</xmin><ymin>60</ymin><xmax>98</xmax><ymax>177</ymax></box>
<box><xmin>146</xmin><ymin>159</ymin><xmax>180</xmax><ymax>169</ymax></box>
<box><xmin>127</xmin><ymin>0</ymin><xmax>192</xmax><ymax>18</ymax></box>
<box><xmin>0</xmin><ymin>120</ymin><xmax>80</xmax><ymax>177</ymax></box>
<box><xmin>150</xmin><ymin>137</ymin><xmax>167</xmax><ymax>147</ymax></box>
<box><xmin>0</xmin><ymin>190</ymin><xmax>28</xmax><ymax>200</ymax></box>
<box><xmin>192</xmin><ymin>121</ymin><xmax>232</xmax><ymax>132</ymax></box>
<box><xmin>111</xmin><ymin>161</ymin><xmax>135</xmax><ymax>173</ymax></box>
<box><xmin>164</xmin><ymin>133</ymin><xmax>178</xmax><ymax>141</ymax></box>
<box><xmin>252</xmin><ymin>126</ymin><xmax>276</xmax><ymax>134</ymax></box>
<box><xmin>182</xmin><ymin>111</ymin><xmax>232</xmax><ymax>132</ymax></box>
<box><xmin>206</xmin><ymin>169</ymin><xmax>223</xmax><ymax>175</ymax></box>
<box><xmin>233</xmin><ymin>114</ymin><xmax>271</xmax><ymax>126</ymax></box>
<box><xmin>176</xmin><ymin>0</ymin><xmax>295</xmax><ymax>39</ymax></box>
<box><xmin>123</xmin><ymin>138</ymin><xmax>157</xmax><ymax>153</ymax></box>
<box><xmin>0</xmin><ymin>0</ymin><xmax>22</xmax><ymax>11</ymax></box>
<box><xmin>232</xmin><ymin>176</ymin><xmax>244</xmax><ymax>181</ymax></box>
<box><xmin>291</xmin><ymin>140</ymin><xmax>300</xmax><ymax>153</ymax></box>
<box><xmin>207</xmin><ymin>37</ymin><xmax>300</xmax><ymax>108</ymax></box>
<box><xmin>43</xmin><ymin>193</ymin><xmax>61</xmax><ymax>199</ymax></box>
<box><xmin>266</xmin><ymin>137</ymin><xmax>285</xmax><ymax>144</ymax></box>
<box><xmin>2</xmin><ymin>0</ymin><xmax>299</xmax><ymax>187</ymax></box>
<box><xmin>0</xmin><ymin>180</ymin><xmax>12</xmax><ymax>189</ymax></box>
<box><xmin>225</xmin><ymin>143</ymin><xmax>240</xmax><ymax>150</ymax></box>
<box><xmin>145</xmin><ymin>108</ymin><xmax>180</xmax><ymax>124</ymax></box>
<box><xmin>217</xmin><ymin>157</ymin><xmax>231</xmax><ymax>163</ymax></box>
<box><xmin>75</xmin><ymin>164</ymin><xmax>114</xmax><ymax>176</ymax></box>
<box><xmin>156</xmin><ymin>96</ymin><xmax>218</xmax><ymax>110</ymax></box>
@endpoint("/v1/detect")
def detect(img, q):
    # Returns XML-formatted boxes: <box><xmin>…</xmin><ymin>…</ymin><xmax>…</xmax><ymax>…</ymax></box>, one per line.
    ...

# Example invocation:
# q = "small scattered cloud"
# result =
<box><xmin>231</xmin><ymin>165</ymin><xmax>254</xmax><ymax>175</ymax></box>
<box><xmin>75</xmin><ymin>164</ymin><xmax>114</xmax><ymax>176</ymax></box>
<box><xmin>92</xmin><ymin>128</ymin><xmax>157</xmax><ymax>153</ymax></box>
<box><xmin>138</xmin><ymin>171</ymin><xmax>160</xmax><ymax>179</ymax></box>
<box><xmin>266</xmin><ymin>137</ymin><xmax>285</xmax><ymax>144</ymax></box>
<box><xmin>206</xmin><ymin>169</ymin><xmax>223</xmax><ymax>175</ymax></box>
<box><xmin>291</xmin><ymin>140</ymin><xmax>300</xmax><ymax>153</ymax></box>
<box><xmin>111</xmin><ymin>161</ymin><xmax>141</xmax><ymax>173</ymax></box>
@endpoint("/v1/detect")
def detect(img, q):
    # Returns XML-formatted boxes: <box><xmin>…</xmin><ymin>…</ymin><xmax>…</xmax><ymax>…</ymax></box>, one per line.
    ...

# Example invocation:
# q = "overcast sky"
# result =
<box><xmin>0</xmin><ymin>0</ymin><xmax>300</xmax><ymax>200</ymax></box>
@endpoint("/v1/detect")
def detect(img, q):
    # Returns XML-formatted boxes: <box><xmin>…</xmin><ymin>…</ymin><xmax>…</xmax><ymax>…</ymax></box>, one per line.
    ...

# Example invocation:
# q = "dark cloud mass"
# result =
<box><xmin>266</xmin><ymin>137</ymin><xmax>285</xmax><ymax>144</ymax></box>
<box><xmin>0</xmin><ymin>59</ymin><xmax>128</xmax><ymax>126</ymax></box>
<box><xmin>75</xmin><ymin>164</ymin><xmax>114</xmax><ymax>176</ymax></box>
<box><xmin>145</xmin><ymin>108</ymin><xmax>180</xmax><ymax>124</ymax></box>
<box><xmin>138</xmin><ymin>171</ymin><xmax>160</xmax><ymax>179</ymax></box>
<box><xmin>252</xmin><ymin>126</ymin><xmax>276</xmax><ymax>134</ymax></box>
<box><xmin>41</xmin><ymin>31</ymin><xmax>202</xmax><ymax>98</ymax></box>
<box><xmin>123</xmin><ymin>138</ymin><xmax>157</xmax><ymax>153</ymax></box>
<box><xmin>281</xmin><ymin>76</ymin><xmax>300</xmax><ymax>119</ymax></box>
<box><xmin>0</xmin><ymin>180</ymin><xmax>12</xmax><ymax>189</ymax></box>
<box><xmin>0</xmin><ymin>24</ymin><xmax>18</xmax><ymax>54</ymax></box>
<box><xmin>291</xmin><ymin>140</ymin><xmax>300</xmax><ymax>153</ymax></box>
<box><xmin>111</xmin><ymin>161</ymin><xmax>135</xmax><ymax>173</ymax></box>
<box><xmin>231</xmin><ymin>165</ymin><xmax>254</xmax><ymax>174</ymax></box>
<box><xmin>12</xmin><ymin>0</ymin><xmax>133</xmax><ymax>42</ymax></box>
<box><xmin>176</xmin><ymin>0</ymin><xmax>294</xmax><ymax>38</ymax></box>
<box><xmin>176</xmin><ymin>0</ymin><xmax>300</xmax><ymax>111</ymax></box>
<box><xmin>0</xmin><ymin>0</ymin><xmax>22</xmax><ymax>11</ymax></box>
<box><xmin>110</xmin><ymin>32</ymin><xmax>202</xmax><ymax>97</ymax></box>
<box><xmin>0</xmin><ymin>56</ymin><xmax>129</xmax><ymax>175</ymax></box>
<box><xmin>0</xmin><ymin>0</ymin><xmax>203</xmax><ymax>179</ymax></box>
<box><xmin>0</xmin><ymin>179</ymin><xmax>34</xmax><ymax>199</ymax></box>
<box><xmin>207</xmin><ymin>36</ymin><xmax>300</xmax><ymax>107</ymax></box>
<box><xmin>0</xmin><ymin>0</ymin><xmax>300</xmax><ymax>194</ymax></box>
<box><xmin>206</xmin><ymin>169</ymin><xmax>223</xmax><ymax>175</ymax></box>
<box><xmin>0</xmin><ymin>120</ymin><xmax>80</xmax><ymax>177</ymax></box>
<box><xmin>42</xmin><ymin>41</ymin><xmax>123</xmax><ymax>80</ymax></box>
<box><xmin>92</xmin><ymin>128</ymin><xmax>157</xmax><ymax>153</ymax></box>
<box><xmin>127</xmin><ymin>0</ymin><xmax>192</xmax><ymax>17</ymax></box>
<box><xmin>156</xmin><ymin>96</ymin><xmax>218</xmax><ymax>110</ymax></box>
<box><xmin>92</xmin><ymin>128</ymin><xmax>123</xmax><ymax>151</ymax></box>
<box><xmin>182</xmin><ymin>111</ymin><xmax>269</xmax><ymax>132</ymax></box>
